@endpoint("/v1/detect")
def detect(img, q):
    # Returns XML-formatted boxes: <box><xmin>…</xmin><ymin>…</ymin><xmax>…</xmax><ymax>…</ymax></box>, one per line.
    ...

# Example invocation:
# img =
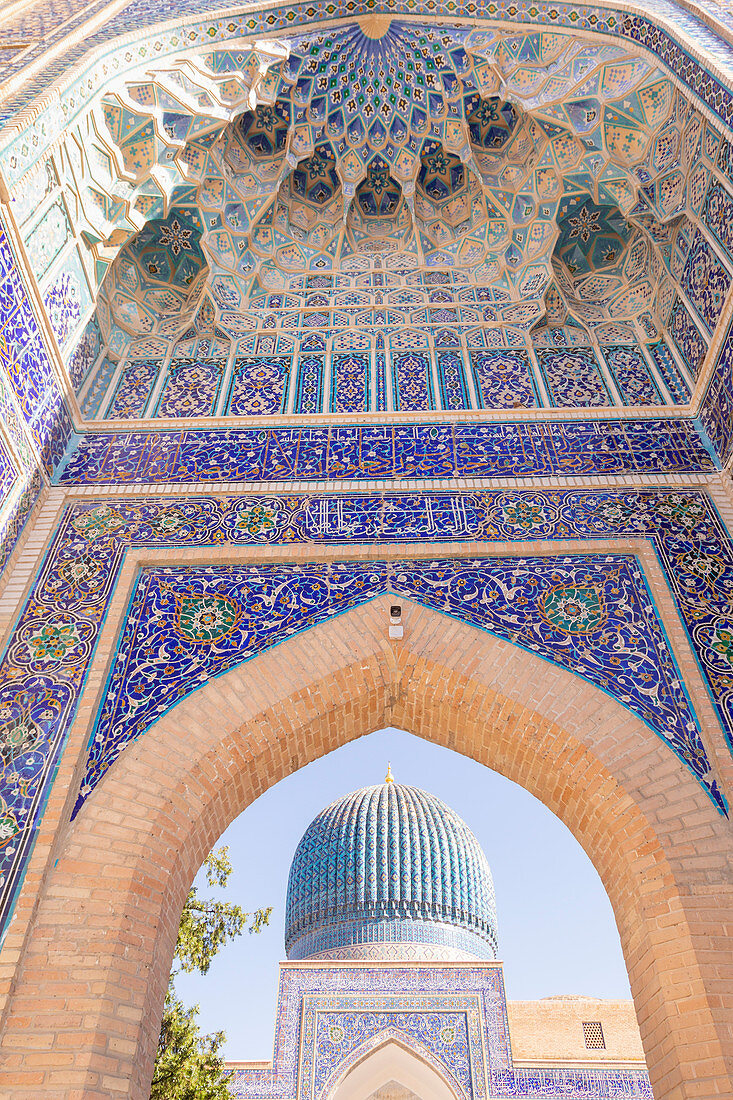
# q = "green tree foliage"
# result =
<box><xmin>150</xmin><ymin>846</ymin><xmax>272</xmax><ymax>1100</ymax></box>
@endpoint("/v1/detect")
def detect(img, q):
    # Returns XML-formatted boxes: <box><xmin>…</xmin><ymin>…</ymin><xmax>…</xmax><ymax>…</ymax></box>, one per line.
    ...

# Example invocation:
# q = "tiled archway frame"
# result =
<box><xmin>0</xmin><ymin>588</ymin><xmax>731</xmax><ymax>1100</ymax></box>
<box><xmin>1</xmin><ymin>487</ymin><xmax>733</xmax><ymax>941</ymax></box>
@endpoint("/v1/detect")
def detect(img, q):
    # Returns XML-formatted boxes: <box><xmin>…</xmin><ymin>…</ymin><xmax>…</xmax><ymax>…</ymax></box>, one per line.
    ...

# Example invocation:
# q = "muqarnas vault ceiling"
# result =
<box><xmin>17</xmin><ymin>19</ymin><xmax>733</xmax><ymax>419</ymax></box>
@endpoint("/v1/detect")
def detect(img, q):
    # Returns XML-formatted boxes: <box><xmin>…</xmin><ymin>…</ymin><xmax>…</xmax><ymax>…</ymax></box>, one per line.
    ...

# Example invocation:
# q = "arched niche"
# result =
<box><xmin>329</xmin><ymin>1039</ymin><xmax>462</xmax><ymax>1100</ymax></box>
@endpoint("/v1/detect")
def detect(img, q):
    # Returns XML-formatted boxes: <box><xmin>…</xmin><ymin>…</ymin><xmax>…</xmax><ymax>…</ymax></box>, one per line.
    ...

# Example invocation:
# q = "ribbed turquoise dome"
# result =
<box><xmin>285</xmin><ymin>778</ymin><xmax>498</xmax><ymax>960</ymax></box>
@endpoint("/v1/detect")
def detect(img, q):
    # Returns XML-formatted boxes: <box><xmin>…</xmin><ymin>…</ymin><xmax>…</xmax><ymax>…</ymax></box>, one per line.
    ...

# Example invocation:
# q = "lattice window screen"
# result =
<box><xmin>583</xmin><ymin>1021</ymin><xmax>606</xmax><ymax>1049</ymax></box>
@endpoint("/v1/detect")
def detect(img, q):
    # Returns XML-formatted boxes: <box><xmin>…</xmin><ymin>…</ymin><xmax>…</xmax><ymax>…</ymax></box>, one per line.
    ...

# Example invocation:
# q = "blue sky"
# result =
<box><xmin>176</xmin><ymin>727</ymin><xmax>631</xmax><ymax>1061</ymax></box>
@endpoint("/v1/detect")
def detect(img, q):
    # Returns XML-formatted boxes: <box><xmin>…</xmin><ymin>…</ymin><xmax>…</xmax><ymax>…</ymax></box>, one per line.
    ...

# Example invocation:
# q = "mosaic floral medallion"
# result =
<box><xmin>539</xmin><ymin>584</ymin><xmax>607</xmax><ymax>635</ymax></box>
<box><xmin>170</xmin><ymin>590</ymin><xmax>243</xmax><ymax>644</ymax></box>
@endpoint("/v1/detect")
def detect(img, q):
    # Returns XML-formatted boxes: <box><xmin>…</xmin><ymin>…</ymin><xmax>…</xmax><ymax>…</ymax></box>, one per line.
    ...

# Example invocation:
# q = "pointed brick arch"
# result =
<box><xmin>0</xmin><ymin>595</ymin><xmax>730</xmax><ymax>1099</ymax></box>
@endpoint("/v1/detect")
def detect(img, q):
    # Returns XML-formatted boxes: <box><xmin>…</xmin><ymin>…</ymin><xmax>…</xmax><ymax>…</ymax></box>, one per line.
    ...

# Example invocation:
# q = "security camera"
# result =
<box><xmin>389</xmin><ymin>605</ymin><xmax>403</xmax><ymax>639</ymax></box>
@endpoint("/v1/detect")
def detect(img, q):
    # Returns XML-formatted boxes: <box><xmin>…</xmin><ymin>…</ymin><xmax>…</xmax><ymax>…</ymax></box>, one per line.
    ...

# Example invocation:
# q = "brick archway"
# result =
<box><xmin>0</xmin><ymin>594</ymin><xmax>730</xmax><ymax>1099</ymax></box>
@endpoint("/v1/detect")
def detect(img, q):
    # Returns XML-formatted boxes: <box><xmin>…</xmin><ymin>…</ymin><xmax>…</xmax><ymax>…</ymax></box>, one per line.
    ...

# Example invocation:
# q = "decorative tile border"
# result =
<box><xmin>56</xmin><ymin>420</ymin><xmax>718</xmax><ymax>486</ymax></box>
<box><xmin>0</xmin><ymin>488</ymin><xmax>730</xmax><ymax>942</ymax></box>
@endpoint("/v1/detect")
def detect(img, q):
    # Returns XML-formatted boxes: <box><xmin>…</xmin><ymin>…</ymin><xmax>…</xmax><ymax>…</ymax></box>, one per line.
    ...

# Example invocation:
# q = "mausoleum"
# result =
<box><xmin>226</xmin><ymin>773</ymin><xmax>649</xmax><ymax>1098</ymax></box>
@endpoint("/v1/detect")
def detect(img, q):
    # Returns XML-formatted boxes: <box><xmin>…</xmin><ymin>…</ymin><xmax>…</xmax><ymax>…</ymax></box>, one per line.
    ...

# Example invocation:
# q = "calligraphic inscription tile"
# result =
<box><xmin>56</xmin><ymin>420</ymin><xmax>717</xmax><ymax>485</ymax></box>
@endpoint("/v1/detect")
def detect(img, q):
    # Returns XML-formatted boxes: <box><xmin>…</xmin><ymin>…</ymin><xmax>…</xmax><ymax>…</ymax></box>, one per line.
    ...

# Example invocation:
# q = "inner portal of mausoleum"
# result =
<box><xmin>0</xmin><ymin>0</ymin><xmax>731</xmax><ymax>1096</ymax></box>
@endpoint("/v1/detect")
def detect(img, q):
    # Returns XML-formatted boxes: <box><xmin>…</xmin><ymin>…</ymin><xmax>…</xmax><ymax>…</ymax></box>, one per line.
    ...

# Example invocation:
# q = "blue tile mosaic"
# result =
<box><xmin>701</xmin><ymin>319</ymin><xmax>733</xmax><ymax>464</ymax></box>
<box><xmin>56</xmin><ymin>420</ymin><xmax>717</xmax><ymax>485</ymax></box>
<box><xmin>0</xmin><ymin>221</ymin><xmax>72</xmax><ymax>474</ymax></box>
<box><xmin>470</xmin><ymin>351</ymin><xmax>538</xmax><ymax>410</ymax></box>
<box><xmin>436</xmin><ymin>351</ymin><xmax>471</xmax><ymax>411</ymax></box>
<box><xmin>702</xmin><ymin>177</ymin><xmax>733</xmax><ymax>260</ymax></box>
<box><xmin>393</xmin><ymin>352</ymin><xmax>434</xmax><ymax>412</ymax></box>
<box><xmin>602</xmin><ymin>346</ymin><xmax>662</xmax><ymax>406</ymax></box>
<box><xmin>294</xmin><ymin>356</ymin><xmax>324</xmax><ymax>414</ymax></box>
<box><xmin>155</xmin><ymin>358</ymin><xmax>225</xmax><ymax>418</ymax></box>
<box><xmin>649</xmin><ymin>341</ymin><xmax>691</xmax><ymax>404</ymax></box>
<box><xmin>670</xmin><ymin>296</ymin><xmax>708</xmax><ymax>376</ymax></box>
<box><xmin>1</xmin><ymin>487</ymin><xmax>732</xmax><ymax>939</ymax></box>
<box><xmin>81</xmin><ymin>555</ymin><xmax>712</xmax><ymax>818</ymax></box>
<box><xmin>4</xmin><ymin>0</ymin><xmax>733</xmax><ymax>195</ymax></box>
<box><xmin>106</xmin><ymin>359</ymin><xmax>157</xmax><ymax>419</ymax></box>
<box><xmin>331</xmin><ymin>353</ymin><xmax>370</xmax><ymax>414</ymax></box>
<box><xmin>286</xmin><ymin>780</ymin><xmax>498</xmax><ymax>959</ymax></box>
<box><xmin>680</xmin><ymin>230</ymin><xmax>731</xmax><ymax>336</ymax></box>
<box><xmin>537</xmin><ymin>348</ymin><xmax>610</xmax><ymax>408</ymax></box>
<box><xmin>66</xmin><ymin>316</ymin><xmax>103</xmax><ymax>394</ymax></box>
<box><xmin>227</xmin><ymin>357</ymin><xmax>289</xmax><ymax>416</ymax></box>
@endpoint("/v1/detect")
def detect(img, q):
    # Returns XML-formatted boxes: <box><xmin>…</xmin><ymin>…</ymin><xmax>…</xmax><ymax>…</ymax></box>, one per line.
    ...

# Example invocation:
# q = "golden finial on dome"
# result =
<box><xmin>385</xmin><ymin>762</ymin><xmax>394</xmax><ymax>784</ymax></box>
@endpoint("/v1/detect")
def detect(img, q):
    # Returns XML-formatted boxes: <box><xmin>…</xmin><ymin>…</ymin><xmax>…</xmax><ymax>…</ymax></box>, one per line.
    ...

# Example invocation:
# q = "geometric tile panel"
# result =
<box><xmin>14</xmin><ymin>18</ymin><xmax>733</xmax><ymax>422</ymax></box>
<box><xmin>648</xmin><ymin>341</ymin><xmax>691</xmax><ymax>404</ymax></box>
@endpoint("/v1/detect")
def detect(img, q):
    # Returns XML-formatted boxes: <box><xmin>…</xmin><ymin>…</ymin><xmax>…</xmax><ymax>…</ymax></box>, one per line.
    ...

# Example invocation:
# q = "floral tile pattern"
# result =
<box><xmin>0</xmin><ymin>224</ymin><xmax>71</xmax><ymax>475</ymax></box>
<box><xmin>331</xmin><ymin>354</ymin><xmax>370</xmax><ymax>414</ymax></box>
<box><xmin>601</xmin><ymin>346</ymin><xmax>662</xmax><ymax>406</ymax></box>
<box><xmin>670</xmin><ymin>297</ymin><xmax>708</xmax><ymax>376</ymax></box>
<box><xmin>680</xmin><ymin>230</ymin><xmax>732</xmax><ymax>335</ymax></box>
<box><xmin>83</xmin><ymin>554</ymin><xmax>712</xmax><ymax>818</ymax></box>
<box><xmin>105</xmin><ymin>360</ymin><xmax>157</xmax><ymax>419</ymax></box>
<box><xmin>154</xmin><ymin>358</ymin><xmax>226</xmax><ymax>418</ymax></box>
<box><xmin>470</xmin><ymin>351</ymin><xmax>538</xmax><ymax>410</ymax></box>
<box><xmin>227</xmin><ymin>357</ymin><xmax>289</xmax><ymax>416</ymax></box>
<box><xmin>537</xmin><ymin>349</ymin><xmax>611</xmax><ymax>408</ymax></box>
